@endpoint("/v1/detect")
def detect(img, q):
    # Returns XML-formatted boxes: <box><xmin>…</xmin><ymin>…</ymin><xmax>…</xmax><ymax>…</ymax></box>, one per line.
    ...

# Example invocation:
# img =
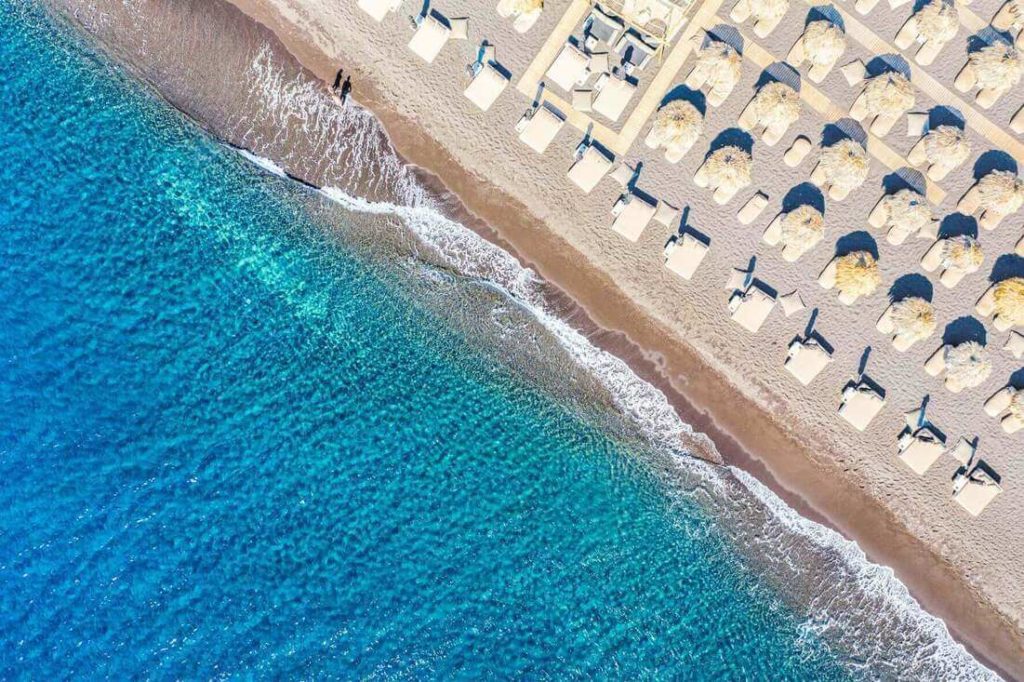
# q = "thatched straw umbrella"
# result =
<box><xmin>741</xmin><ymin>81</ymin><xmax>801</xmax><ymax>145</ymax></box>
<box><xmin>646</xmin><ymin>100</ymin><xmax>704</xmax><ymax>161</ymax></box>
<box><xmin>779</xmin><ymin>205</ymin><xmax>824</xmax><ymax>259</ymax></box>
<box><xmin>513</xmin><ymin>0</ymin><xmax>542</xmax><ymax>13</ymax></box>
<box><xmin>852</xmin><ymin>72</ymin><xmax>915</xmax><ymax>134</ymax></box>
<box><xmin>813</xmin><ymin>139</ymin><xmax>869</xmax><ymax>199</ymax></box>
<box><xmin>688</xmin><ymin>41</ymin><xmax>743</xmax><ymax>106</ymax></box>
<box><xmin>943</xmin><ymin>342</ymin><xmax>992</xmax><ymax>391</ymax></box>
<box><xmin>915</xmin><ymin>0</ymin><xmax>959</xmax><ymax>43</ymax></box>
<box><xmin>977</xmin><ymin>170</ymin><xmax>1024</xmax><ymax>216</ymax></box>
<box><xmin>873</xmin><ymin>189</ymin><xmax>934</xmax><ymax>244</ymax></box>
<box><xmin>1009</xmin><ymin>390</ymin><xmax>1024</xmax><ymax>421</ymax></box>
<box><xmin>803</xmin><ymin>20</ymin><xmax>846</xmax><ymax>67</ymax></box>
<box><xmin>941</xmin><ymin>235</ymin><xmax>984</xmax><ymax>271</ymax></box>
<box><xmin>908</xmin><ymin>125</ymin><xmax>971</xmax><ymax>181</ymax></box>
<box><xmin>732</xmin><ymin>0</ymin><xmax>791</xmax><ymax>37</ymax></box>
<box><xmin>696</xmin><ymin>145</ymin><xmax>753</xmax><ymax>203</ymax></box>
<box><xmin>835</xmin><ymin>251</ymin><xmax>881</xmax><ymax>298</ymax></box>
<box><xmin>890</xmin><ymin>297</ymin><xmax>937</xmax><ymax>344</ymax></box>
<box><xmin>969</xmin><ymin>42</ymin><xmax>1023</xmax><ymax>91</ymax></box>
<box><xmin>994</xmin><ymin>277</ymin><xmax>1024</xmax><ymax>326</ymax></box>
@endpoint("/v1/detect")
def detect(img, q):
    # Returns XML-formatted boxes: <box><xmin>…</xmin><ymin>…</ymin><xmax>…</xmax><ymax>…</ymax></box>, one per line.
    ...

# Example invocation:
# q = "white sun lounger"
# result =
<box><xmin>516</xmin><ymin>104</ymin><xmax>565</xmax><ymax>154</ymax></box>
<box><xmin>567</xmin><ymin>143</ymin><xmax>613</xmax><ymax>193</ymax></box>
<box><xmin>592</xmin><ymin>75</ymin><xmax>637</xmax><ymax>122</ymax></box>
<box><xmin>611</xmin><ymin>194</ymin><xmax>656</xmax><ymax>241</ymax></box>
<box><xmin>953</xmin><ymin>465</ymin><xmax>1002</xmax><ymax>516</ymax></box>
<box><xmin>785</xmin><ymin>338</ymin><xmax>832</xmax><ymax>385</ymax></box>
<box><xmin>464</xmin><ymin>63</ymin><xmax>509</xmax><ymax>112</ymax></box>
<box><xmin>728</xmin><ymin>284</ymin><xmax>776</xmax><ymax>333</ymax></box>
<box><xmin>897</xmin><ymin>427</ymin><xmax>946</xmax><ymax>475</ymax></box>
<box><xmin>546</xmin><ymin>43</ymin><xmax>591</xmax><ymax>91</ymax></box>
<box><xmin>839</xmin><ymin>381</ymin><xmax>886</xmax><ymax>431</ymax></box>
<box><xmin>358</xmin><ymin>0</ymin><xmax>402</xmax><ymax>22</ymax></box>
<box><xmin>408</xmin><ymin>14</ymin><xmax>451</xmax><ymax>64</ymax></box>
<box><xmin>664</xmin><ymin>234</ymin><xmax>709</xmax><ymax>280</ymax></box>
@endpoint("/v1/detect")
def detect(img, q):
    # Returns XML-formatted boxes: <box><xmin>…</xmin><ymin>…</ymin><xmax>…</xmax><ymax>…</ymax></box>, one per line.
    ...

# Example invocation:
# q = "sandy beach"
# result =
<box><xmin>43</xmin><ymin>0</ymin><xmax>1024</xmax><ymax>675</ymax></box>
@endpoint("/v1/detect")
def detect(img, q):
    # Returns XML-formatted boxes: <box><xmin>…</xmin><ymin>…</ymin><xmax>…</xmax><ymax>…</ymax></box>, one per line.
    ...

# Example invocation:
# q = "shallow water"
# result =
<box><xmin>0</xmin><ymin>2</ymin><xmax>996</xmax><ymax>679</ymax></box>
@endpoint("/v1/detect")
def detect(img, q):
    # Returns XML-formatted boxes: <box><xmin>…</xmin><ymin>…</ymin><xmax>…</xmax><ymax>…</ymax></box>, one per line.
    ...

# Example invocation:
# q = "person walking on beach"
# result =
<box><xmin>332</xmin><ymin>67</ymin><xmax>352</xmax><ymax>106</ymax></box>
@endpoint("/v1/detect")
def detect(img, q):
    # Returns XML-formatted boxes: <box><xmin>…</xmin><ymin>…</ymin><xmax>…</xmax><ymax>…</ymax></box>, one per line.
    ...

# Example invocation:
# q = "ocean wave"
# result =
<box><xmin>237</xmin><ymin>48</ymin><xmax>999</xmax><ymax>680</ymax></box>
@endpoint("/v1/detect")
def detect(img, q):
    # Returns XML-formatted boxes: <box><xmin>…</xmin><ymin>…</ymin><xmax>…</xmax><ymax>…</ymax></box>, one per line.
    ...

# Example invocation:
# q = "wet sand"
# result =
<box><xmin>41</xmin><ymin>0</ymin><xmax>1024</xmax><ymax>676</ymax></box>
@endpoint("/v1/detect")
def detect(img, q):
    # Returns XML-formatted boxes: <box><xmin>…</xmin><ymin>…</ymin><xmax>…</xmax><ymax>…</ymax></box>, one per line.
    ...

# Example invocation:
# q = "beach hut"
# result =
<box><xmin>408</xmin><ymin>13</ymin><xmax>452</xmax><ymax>64</ymax></box>
<box><xmin>738</xmin><ymin>81</ymin><xmax>801</xmax><ymax>146</ymax></box>
<box><xmin>730</xmin><ymin>0</ymin><xmax>790</xmax><ymax>37</ymax></box>
<box><xmin>645</xmin><ymin>100</ymin><xmax>705</xmax><ymax>162</ymax></box>
<box><xmin>924</xmin><ymin>341</ymin><xmax>992</xmax><ymax>392</ymax></box>
<box><xmin>984</xmin><ymin>386</ymin><xmax>1024</xmax><ymax>433</ymax></box>
<box><xmin>464</xmin><ymin>63</ymin><xmax>510</xmax><ymax>112</ymax></box>
<box><xmin>694</xmin><ymin>145</ymin><xmax>753</xmax><ymax>204</ymax></box>
<box><xmin>810</xmin><ymin>139</ymin><xmax>869</xmax><ymax>200</ymax></box>
<box><xmin>868</xmin><ymin>188</ymin><xmax>936</xmax><ymax>245</ymax></box>
<box><xmin>728</xmin><ymin>283</ymin><xmax>777</xmax><ymax>333</ymax></box>
<box><xmin>850</xmin><ymin>71</ymin><xmax>915</xmax><ymax>136</ymax></box>
<box><xmin>907</xmin><ymin>125</ymin><xmax>971</xmax><ymax>182</ymax></box>
<box><xmin>567</xmin><ymin>142</ymin><xmax>614</xmax><ymax>193</ymax></box>
<box><xmin>897</xmin><ymin>425</ymin><xmax>946</xmax><ymax>475</ymax></box>
<box><xmin>497</xmin><ymin>0</ymin><xmax>544</xmax><ymax>33</ymax></box>
<box><xmin>664</xmin><ymin>234</ymin><xmax>709</xmax><ymax>280</ymax></box>
<box><xmin>920</xmin><ymin>235</ymin><xmax>983</xmax><ymax>288</ymax></box>
<box><xmin>358</xmin><ymin>0</ymin><xmax>403</xmax><ymax>22</ymax></box>
<box><xmin>895</xmin><ymin>0</ymin><xmax>959</xmax><ymax>66</ymax></box>
<box><xmin>839</xmin><ymin>380</ymin><xmax>886</xmax><ymax>431</ymax></box>
<box><xmin>611</xmin><ymin>193</ymin><xmax>657</xmax><ymax>241</ymax></box>
<box><xmin>976</xmin><ymin>277</ymin><xmax>1024</xmax><ymax>330</ymax></box>
<box><xmin>762</xmin><ymin>204</ymin><xmax>824</xmax><ymax>261</ymax></box>
<box><xmin>787</xmin><ymin>20</ymin><xmax>846</xmax><ymax>82</ymax></box>
<box><xmin>876</xmin><ymin>297</ymin><xmax>936</xmax><ymax>351</ymax></box>
<box><xmin>954</xmin><ymin>41</ymin><xmax>1023</xmax><ymax>108</ymax></box>
<box><xmin>818</xmin><ymin>251</ymin><xmax>880</xmax><ymax>304</ymax></box>
<box><xmin>592</xmin><ymin>75</ymin><xmax>637</xmax><ymax>122</ymax></box>
<box><xmin>685</xmin><ymin>40</ymin><xmax>743</xmax><ymax>107</ymax></box>
<box><xmin>516</xmin><ymin>103</ymin><xmax>565</xmax><ymax>153</ymax></box>
<box><xmin>785</xmin><ymin>337</ymin><xmax>833</xmax><ymax>385</ymax></box>
<box><xmin>957</xmin><ymin>170</ymin><xmax>1024</xmax><ymax>230</ymax></box>
<box><xmin>952</xmin><ymin>464</ymin><xmax>1002</xmax><ymax>516</ymax></box>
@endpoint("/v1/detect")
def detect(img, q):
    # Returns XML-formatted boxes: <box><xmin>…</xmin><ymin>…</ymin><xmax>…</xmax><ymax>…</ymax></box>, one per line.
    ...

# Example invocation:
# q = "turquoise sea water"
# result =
<box><xmin>0</xmin><ymin>3</ymin><xmax>994</xmax><ymax>679</ymax></box>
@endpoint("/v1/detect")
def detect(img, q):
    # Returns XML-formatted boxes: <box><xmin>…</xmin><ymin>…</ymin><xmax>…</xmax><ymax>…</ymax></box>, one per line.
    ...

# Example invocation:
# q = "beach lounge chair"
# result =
<box><xmin>728</xmin><ymin>283</ymin><xmax>777</xmax><ymax>333</ymax></box>
<box><xmin>592</xmin><ymin>74</ymin><xmax>637</xmax><ymax>122</ymax></box>
<box><xmin>496</xmin><ymin>0</ymin><xmax>542</xmax><ymax>32</ymax></box>
<box><xmin>920</xmin><ymin>239</ymin><xmax>982</xmax><ymax>289</ymax></box>
<box><xmin>615</xmin><ymin>32</ymin><xmax>657</xmax><ymax>72</ymax></box>
<box><xmin>408</xmin><ymin>12</ymin><xmax>452</xmax><ymax>64</ymax></box>
<box><xmin>958</xmin><ymin>175</ymin><xmax>1023</xmax><ymax>230</ymax></box>
<box><xmin>984</xmin><ymin>386</ymin><xmax>1024</xmax><ymax>433</ymax></box>
<box><xmin>664</xmin><ymin>234</ymin><xmax>709</xmax><ymax>280</ymax></box>
<box><xmin>737</xmin><ymin>192</ymin><xmax>769</xmax><ymax>225</ymax></box>
<box><xmin>779</xmin><ymin>290</ymin><xmax>805</xmax><ymax>316</ymax></box>
<box><xmin>975</xmin><ymin>282</ymin><xmax>1020</xmax><ymax>331</ymax></box>
<box><xmin>952</xmin><ymin>464</ymin><xmax>1002</xmax><ymax>516</ymax></box>
<box><xmin>516</xmin><ymin>103</ymin><xmax>565</xmax><ymax>154</ymax></box>
<box><xmin>464</xmin><ymin>63</ymin><xmax>509</xmax><ymax>112</ymax></box>
<box><xmin>784</xmin><ymin>137</ymin><xmax>812</xmax><ymax>167</ymax></box>
<box><xmin>839</xmin><ymin>380</ymin><xmax>886</xmax><ymax>431</ymax></box>
<box><xmin>785</xmin><ymin>337</ymin><xmax>832</xmax><ymax>385</ymax></box>
<box><xmin>1005</xmin><ymin>331</ymin><xmax>1024</xmax><ymax>359</ymax></box>
<box><xmin>730</xmin><ymin>0</ymin><xmax>787</xmax><ymax>37</ymax></box>
<box><xmin>358</xmin><ymin>0</ymin><xmax>402</xmax><ymax>22</ymax></box>
<box><xmin>567</xmin><ymin>142</ymin><xmax>613</xmax><ymax>193</ymax></box>
<box><xmin>611</xmin><ymin>193</ymin><xmax>657</xmax><ymax>242</ymax></box>
<box><xmin>787</xmin><ymin>24</ymin><xmax>845</xmax><ymax>82</ymax></box>
<box><xmin>897</xmin><ymin>425</ymin><xmax>946</xmax><ymax>475</ymax></box>
<box><xmin>1013</xmin><ymin>105</ymin><xmax>1024</xmax><ymax>135</ymax></box>
<box><xmin>875</xmin><ymin>301</ymin><xmax>932</xmax><ymax>351</ymax></box>
<box><xmin>546</xmin><ymin>43</ymin><xmax>591</xmax><ymax>91</ymax></box>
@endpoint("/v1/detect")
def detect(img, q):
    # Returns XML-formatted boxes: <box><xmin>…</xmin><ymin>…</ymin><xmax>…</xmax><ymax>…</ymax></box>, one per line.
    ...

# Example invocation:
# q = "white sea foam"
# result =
<box><xmin>234</xmin><ymin>147</ymin><xmax>288</xmax><ymax>179</ymax></box>
<box><xmin>237</xmin><ymin>48</ymin><xmax>1002</xmax><ymax>680</ymax></box>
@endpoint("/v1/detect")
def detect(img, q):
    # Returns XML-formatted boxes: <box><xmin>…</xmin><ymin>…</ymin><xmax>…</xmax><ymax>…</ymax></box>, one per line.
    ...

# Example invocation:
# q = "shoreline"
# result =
<box><xmin>45</xmin><ymin>0</ymin><xmax>1023</xmax><ymax>676</ymax></box>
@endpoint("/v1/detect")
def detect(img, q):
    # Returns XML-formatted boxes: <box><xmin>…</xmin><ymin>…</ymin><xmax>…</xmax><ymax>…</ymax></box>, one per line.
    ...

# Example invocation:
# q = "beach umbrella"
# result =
<box><xmin>648</xmin><ymin>100</ymin><xmax>705</xmax><ymax>152</ymax></box>
<box><xmin>940</xmin><ymin>235</ymin><xmax>984</xmax><ymax>270</ymax></box>
<box><xmin>835</xmin><ymin>251</ymin><xmax>881</xmax><ymax>298</ymax></box>
<box><xmin>704</xmin><ymin>145</ymin><xmax>753</xmax><ymax>192</ymax></box>
<box><xmin>750</xmin><ymin>81</ymin><xmax>801</xmax><ymax>129</ymax></box>
<box><xmin>915</xmin><ymin>0</ymin><xmax>959</xmax><ymax>43</ymax></box>
<box><xmin>802</xmin><ymin>20</ymin><xmax>847</xmax><ymax>67</ymax></box>
<box><xmin>1009</xmin><ymin>390</ymin><xmax>1024</xmax><ymax>420</ymax></box>
<box><xmin>750</xmin><ymin>0</ymin><xmax>791</xmax><ymax>24</ymax></box>
<box><xmin>969</xmin><ymin>42</ymin><xmax>1023</xmax><ymax>90</ymax></box>
<box><xmin>780</xmin><ymin>204</ymin><xmax>824</xmax><ymax>251</ymax></box>
<box><xmin>922</xmin><ymin>125</ymin><xmax>972</xmax><ymax>167</ymax></box>
<box><xmin>861</xmin><ymin>72</ymin><xmax>916</xmax><ymax>118</ymax></box>
<box><xmin>514</xmin><ymin>0</ymin><xmax>543</xmax><ymax>12</ymax></box>
<box><xmin>944</xmin><ymin>341</ymin><xmax>992</xmax><ymax>390</ymax></box>
<box><xmin>890</xmin><ymin>297</ymin><xmax>937</xmax><ymax>343</ymax></box>
<box><xmin>881</xmin><ymin>189</ymin><xmax>933</xmax><ymax>241</ymax></box>
<box><xmin>820</xmin><ymin>139</ymin><xmax>870</xmax><ymax>193</ymax></box>
<box><xmin>696</xmin><ymin>41</ymin><xmax>743</xmax><ymax>92</ymax></box>
<box><xmin>976</xmin><ymin>170</ymin><xmax>1024</xmax><ymax>215</ymax></box>
<box><xmin>994</xmin><ymin>277</ymin><xmax>1024</xmax><ymax>326</ymax></box>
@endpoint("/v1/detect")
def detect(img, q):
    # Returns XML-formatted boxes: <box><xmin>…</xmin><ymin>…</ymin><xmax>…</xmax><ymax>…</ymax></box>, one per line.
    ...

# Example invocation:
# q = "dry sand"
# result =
<box><xmin>45</xmin><ymin>0</ymin><xmax>1024</xmax><ymax>675</ymax></box>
